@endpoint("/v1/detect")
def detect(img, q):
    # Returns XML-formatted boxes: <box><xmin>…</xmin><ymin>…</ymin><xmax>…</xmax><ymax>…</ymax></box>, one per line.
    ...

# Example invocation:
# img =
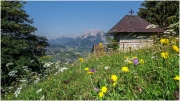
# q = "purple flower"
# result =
<box><xmin>175</xmin><ymin>91</ymin><xmax>179</xmax><ymax>100</ymax></box>
<box><xmin>94</xmin><ymin>87</ymin><xmax>99</xmax><ymax>92</ymax></box>
<box><xmin>90</xmin><ymin>69</ymin><xmax>96</xmax><ymax>73</ymax></box>
<box><xmin>133</xmin><ymin>58</ymin><xmax>138</xmax><ymax>65</ymax></box>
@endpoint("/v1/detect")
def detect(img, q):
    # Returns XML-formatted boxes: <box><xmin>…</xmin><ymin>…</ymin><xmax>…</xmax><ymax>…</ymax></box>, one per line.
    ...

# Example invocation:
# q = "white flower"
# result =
<box><xmin>146</xmin><ymin>24</ymin><xmax>159</xmax><ymax>29</ymax></box>
<box><xmin>31</xmin><ymin>60</ymin><xmax>34</xmax><ymax>62</ymax></box>
<box><xmin>34</xmin><ymin>78</ymin><xmax>40</xmax><ymax>84</ymax></box>
<box><xmin>43</xmin><ymin>62</ymin><xmax>53</xmax><ymax>68</ymax></box>
<box><xmin>36</xmin><ymin>89</ymin><xmax>42</xmax><ymax>94</ymax></box>
<box><xmin>58</xmin><ymin>67</ymin><xmax>67</xmax><ymax>72</ymax></box>
<box><xmin>6</xmin><ymin>62</ymin><xmax>14</xmax><ymax>67</ymax></box>
<box><xmin>23</xmin><ymin>66</ymin><xmax>28</xmax><ymax>68</ymax></box>
<box><xmin>54</xmin><ymin>67</ymin><xmax>67</xmax><ymax>75</ymax></box>
<box><xmin>19</xmin><ymin>79</ymin><xmax>27</xmax><ymax>83</ymax></box>
<box><xmin>61</xmin><ymin>67</ymin><xmax>67</xmax><ymax>71</ymax></box>
<box><xmin>54</xmin><ymin>72</ymin><xmax>58</xmax><ymax>75</ymax></box>
<box><xmin>14</xmin><ymin>86</ymin><xmax>22</xmax><ymax>97</ymax></box>
<box><xmin>104</xmin><ymin>66</ymin><xmax>110</xmax><ymax>70</ymax></box>
<box><xmin>8</xmin><ymin>70</ymin><xmax>18</xmax><ymax>77</ymax></box>
<box><xmin>151</xmin><ymin>56</ymin><xmax>156</xmax><ymax>58</ymax></box>
<box><xmin>40</xmin><ymin>95</ymin><xmax>45</xmax><ymax>101</ymax></box>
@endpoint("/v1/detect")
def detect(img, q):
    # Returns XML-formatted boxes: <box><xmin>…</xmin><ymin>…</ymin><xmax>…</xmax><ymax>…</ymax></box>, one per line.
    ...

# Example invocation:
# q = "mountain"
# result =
<box><xmin>48</xmin><ymin>36</ymin><xmax>75</xmax><ymax>44</ymax></box>
<box><xmin>48</xmin><ymin>29</ymin><xmax>107</xmax><ymax>49</ymax></box>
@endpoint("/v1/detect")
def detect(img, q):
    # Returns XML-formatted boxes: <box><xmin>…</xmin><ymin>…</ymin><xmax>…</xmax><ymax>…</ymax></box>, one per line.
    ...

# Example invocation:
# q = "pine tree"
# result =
<box><xmin>137</xmin><ymin>1</ymin><xmax>179</xmax><ymax>28</ymax></box>
<box><xmin>1</xmin><ymin>1</ymin><xmax>49</xmax><ymax>86</ymax></box>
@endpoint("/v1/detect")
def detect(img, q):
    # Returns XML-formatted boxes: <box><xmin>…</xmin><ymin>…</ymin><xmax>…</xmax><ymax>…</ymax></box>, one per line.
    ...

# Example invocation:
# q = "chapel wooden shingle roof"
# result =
<box><xmin>107</xmin><ymin>15</ymin><xmax>164</xmax><ymax>34</ymax></box>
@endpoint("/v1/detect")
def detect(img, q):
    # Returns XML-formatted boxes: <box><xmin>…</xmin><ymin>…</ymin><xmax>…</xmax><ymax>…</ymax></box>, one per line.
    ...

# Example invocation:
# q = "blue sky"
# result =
<box><xmin>24</xmin><ymin>1</ymin><xmax>144</xmax><ymax>39</ymax></box>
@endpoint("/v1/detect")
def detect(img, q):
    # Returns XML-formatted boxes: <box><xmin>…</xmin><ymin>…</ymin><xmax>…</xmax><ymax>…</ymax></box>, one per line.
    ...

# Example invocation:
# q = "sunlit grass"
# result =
<box><xmin>3</xmin><ymin>39</ymin><xmax>179</xmax><ymax>100</ymax></box>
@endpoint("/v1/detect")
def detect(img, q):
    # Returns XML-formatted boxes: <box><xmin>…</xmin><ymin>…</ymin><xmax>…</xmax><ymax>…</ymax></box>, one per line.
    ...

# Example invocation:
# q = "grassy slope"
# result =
<box><xmin>4</xmin><ymin>45</ymin><xmax>179</xmax><ymax>100</ymax></box>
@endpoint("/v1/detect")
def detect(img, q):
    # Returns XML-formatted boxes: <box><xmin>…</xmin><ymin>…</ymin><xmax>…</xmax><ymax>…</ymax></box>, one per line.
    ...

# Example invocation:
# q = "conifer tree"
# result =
<box><xmin>1</xmin><ymin>1</ymin><xmax>49</xmax><ymax>86</ymax></box>
<box><xmin>137</xmin><ymin>1</ymin><xmax>179</xmax><ymax>28</ymax></box>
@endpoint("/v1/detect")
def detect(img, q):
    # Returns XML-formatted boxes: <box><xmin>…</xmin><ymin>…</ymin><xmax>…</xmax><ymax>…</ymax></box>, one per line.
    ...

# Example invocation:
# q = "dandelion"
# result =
<box><xmin>78</xmin><ymin>58</ymin><xmax>84</xmax><ymax>62</ymax></box>
<box><xmin>173</xmin><ymin>76</ymin><xmax>180</xmax><ymax>81</ymax></box>
<box><xmin>36</xmin><ymin>89</ymin><xmax>42</xmax><ymax>93</ymax></box>
<box><xmin>111</xmin><ymin>75</ymin><xmax>118</xmax><ymax>82</ymax></box>
<box><xmin>98</xmin><ymin>92</ymin><xmax>104</xmax><ymax>98</ymax></box>
<box><xmin>99</xmin><ymin>43</ymin><xmax>103</xmax><ymax>48</ymax></box>
<box><xmin>133</xmin><ymin>58</ymin><xmax>138</xmax><ymax>65</ymax></box>
<box><xmin>113</xmin><ymin>82</ymin><xmax>117</xmax><ymax>87</ymax></box>
<box><xmin>160</xmin><ymin>38</ymin><xmax>169</xmax><ymax>45</ymax></box>
<box><xmin>161</xmin><ymin>52</ymin><xmax>169</xmax><ymax>59</ymax></box>
<box><xmin>172</xmin><ymin>45</ymin><xmax>179</xmax><ymax>52</ymax></box>
<box><xmin>84</xmin><ymin>68</ymin><xmax>89</xmax><ymax>71</ymax></box>
<box><xmin>101</xmin><ymin>86</ymin><xmax>107</xmax><ymax>93</ymax></box>
<box><xmin>121</xmin><ymin>66</ymin><xmax>129</xmax><ymax>73</ymax></box>
<box><xmin>87</xmin><ymin>71</ymin><xmax>94</xmax><ymax>74</ymax></box>
<box><xmin>140</xmin><ymin>59</ymin><xmax>144</xmax><ymax>64</ymax></box>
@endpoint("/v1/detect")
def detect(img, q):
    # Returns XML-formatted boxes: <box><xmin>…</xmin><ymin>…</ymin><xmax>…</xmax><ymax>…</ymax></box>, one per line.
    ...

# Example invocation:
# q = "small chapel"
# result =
<box><xmin>106</xmin><ymin>9</ymin><xmax>165</xmax><ymax>50</ymax></box>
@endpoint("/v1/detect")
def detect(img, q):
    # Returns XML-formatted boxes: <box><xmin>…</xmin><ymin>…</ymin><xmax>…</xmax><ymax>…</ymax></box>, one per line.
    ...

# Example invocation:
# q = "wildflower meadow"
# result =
<box><xmin>2</xmin><ymin>23</ymin><xmax>179</xmax><ymax>100</ymax></box>
<box><xmin>1</xmin><ymin>1</ymin><xmax>179</xmax><ymax>100</ymax></box>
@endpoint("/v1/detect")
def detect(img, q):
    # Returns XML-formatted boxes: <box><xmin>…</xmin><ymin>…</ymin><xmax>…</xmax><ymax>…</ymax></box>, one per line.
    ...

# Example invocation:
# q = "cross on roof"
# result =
<box><xmin>129</xmin><ymin>9</ymin><xmax>134</xmax><ymax>15</ymax></box>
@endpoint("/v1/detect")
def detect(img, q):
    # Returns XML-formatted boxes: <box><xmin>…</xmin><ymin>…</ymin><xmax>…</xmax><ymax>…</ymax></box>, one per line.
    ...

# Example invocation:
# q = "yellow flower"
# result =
<box><xmin>98</xmin><ymin>92</ymin><xmax>104</xmax><ymax>98</ymax></box>
<box><xmin>113</xmin><ymin>82</ymin><xmax>117</xmax><ymax>87</ymax></box>
<box><xmin>132</xmin><ymin>56</ymin><xmax>138</xmax><ymax>59</ymax></box>
<box><xmin>160</xmin><ymin>38</ymin><xmax>169</xmax><ymax>44</ymax></box>
<box><xmin>99</xmin><ymin>43</ymin><xmax>103</xmax><ymax>48</ymax></box>
<box><xmin>33</xmin><ymin>76</ymin><xmax>37</xmax><ymax>78</ymax></box>
<box><xmin>172</xmin><ymin>45</ymin><xmax>179</xmax><ymax>52</ymax></box>
<box><xmin>111</xmin><ymin>75</ymin><xmax>118</xmax><ymax>82</ymax></box>
<box><xmin>84</xmin><ymin>68</ymin><xmax>89</xmax><ymax>71</ymax></box>
<box><xmin>161</xmin><ymin>52</ymin><xmax>169</xmax><ymax>59</ymax></box>
<box><xmin>78</xmin><ymin>58</ymin><xmax>84</xmax><ymax>62</ymax></box>
<box><xmin>140</xmin><ymin>59</ymin><xmax>144</xmax><ymax>64</ymax></box>
<box><xmin>173</xmin><ymin>76</ymin><xmax>180</xmax><ymax>81</ymax></box>
<box><xmin>101</xmin><ymin>86</ymin><xmax>107</xmax><ymax>93</ymax></box>
<box><xmin>124</xmin><ymin>56</ymin><xmax>129</xmax><ymax>59</ymax></box>
<box><xmin>127</xmin><ymin>60</ymin><xmax>132</xmax><ymax>64</ymax></box>
<box><xmin>121</xmin><ymin>66</ymin><xmax>129</xmax><ymax>73</ymax></box>
<box><xmin>87</xmin><ymin>71</ymin><xmax>94</xmax><ymax>74</ymax></box>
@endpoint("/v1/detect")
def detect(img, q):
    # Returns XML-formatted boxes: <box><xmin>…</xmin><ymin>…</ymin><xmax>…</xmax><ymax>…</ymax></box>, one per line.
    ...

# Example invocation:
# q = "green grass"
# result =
<box><xmin>2</xmin><ymin>44</ymin><xmax>179</xmax><ymax>100</ymax></box>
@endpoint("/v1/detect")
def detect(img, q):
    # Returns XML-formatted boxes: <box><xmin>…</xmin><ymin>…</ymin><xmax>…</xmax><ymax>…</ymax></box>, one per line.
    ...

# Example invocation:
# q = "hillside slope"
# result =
<box><xmin>3</xmin><ymin>43</ymin><xmax>179</xmax><ymax>100</ymax></box>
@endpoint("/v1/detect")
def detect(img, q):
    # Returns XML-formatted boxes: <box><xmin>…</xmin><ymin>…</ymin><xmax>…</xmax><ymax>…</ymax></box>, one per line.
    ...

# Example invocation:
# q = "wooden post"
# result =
<box><xmin>123</xmin><ymin>42</ymin><xmax>124</xmax><ymax>52</ymax></box>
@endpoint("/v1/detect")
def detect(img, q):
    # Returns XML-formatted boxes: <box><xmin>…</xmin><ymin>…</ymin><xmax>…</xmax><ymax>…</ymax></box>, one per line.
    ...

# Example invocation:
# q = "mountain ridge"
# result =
<box><xmin>48</xmin><ymin>29</ymin><xmax>107</xmax><ymax>49</ymax></box>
